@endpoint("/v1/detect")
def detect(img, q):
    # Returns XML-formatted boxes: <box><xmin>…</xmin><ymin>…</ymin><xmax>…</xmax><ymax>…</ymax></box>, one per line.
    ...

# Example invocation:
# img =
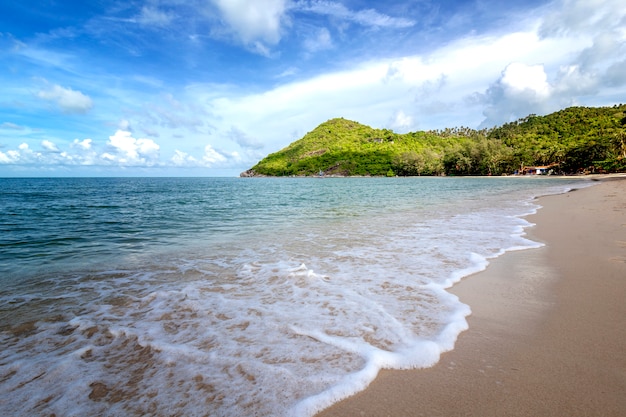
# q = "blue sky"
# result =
<box><xmin>1</xmin><ymin>0</ymin><xmax>625</xmax><ymax>176</ymax></box>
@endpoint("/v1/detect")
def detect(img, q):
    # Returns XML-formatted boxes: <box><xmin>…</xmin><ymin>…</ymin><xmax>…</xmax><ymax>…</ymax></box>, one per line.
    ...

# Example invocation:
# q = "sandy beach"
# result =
<box><xmin>318</xmin><ymin>176</ymin><xmax>626</xmax><ymax>417</ymax></box>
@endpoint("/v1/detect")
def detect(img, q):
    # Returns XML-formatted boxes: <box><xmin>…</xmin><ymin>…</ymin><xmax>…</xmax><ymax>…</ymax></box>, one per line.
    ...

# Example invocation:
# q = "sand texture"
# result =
<box><xmin>318</xmin><ymin>176</ymin><xmax>626</xmax><ymax>417</ymax></box>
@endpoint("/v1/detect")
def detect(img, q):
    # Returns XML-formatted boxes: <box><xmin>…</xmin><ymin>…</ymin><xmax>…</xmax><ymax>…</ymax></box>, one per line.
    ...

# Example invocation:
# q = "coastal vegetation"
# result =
<box><xmin>242</xmin><ymin>105</ymin><xmax>626</xmax><ymax>177</ymax></box>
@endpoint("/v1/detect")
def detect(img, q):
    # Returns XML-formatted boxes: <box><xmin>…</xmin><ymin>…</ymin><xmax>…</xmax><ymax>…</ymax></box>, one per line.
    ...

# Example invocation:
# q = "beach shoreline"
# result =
<box><xmin>317</xmin><ymin>175</ymin><xmax>626</xmax><ymax>417</ymax></box>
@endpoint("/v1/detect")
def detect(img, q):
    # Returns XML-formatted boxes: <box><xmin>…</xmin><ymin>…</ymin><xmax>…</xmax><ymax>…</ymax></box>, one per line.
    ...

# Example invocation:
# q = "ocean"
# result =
<box><xmin>0</xmin><ymin>176</ymin><xmax>591</xmax><ymax>416</ymax></box>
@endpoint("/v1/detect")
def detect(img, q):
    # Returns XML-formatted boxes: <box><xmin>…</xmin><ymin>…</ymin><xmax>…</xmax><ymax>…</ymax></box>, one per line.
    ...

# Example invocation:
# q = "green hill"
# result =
<box><xmin>242</xmin><ymin>105</ymin><xmax>626</xmax><ymax>177</ymax></box>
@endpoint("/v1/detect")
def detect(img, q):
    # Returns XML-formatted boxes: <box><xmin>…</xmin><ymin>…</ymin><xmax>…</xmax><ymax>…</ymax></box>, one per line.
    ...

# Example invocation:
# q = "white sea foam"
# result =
<box><xmin>0</xmin><ymin>177</ymin><xmax>593</xmax><ymax>416</ymax></box>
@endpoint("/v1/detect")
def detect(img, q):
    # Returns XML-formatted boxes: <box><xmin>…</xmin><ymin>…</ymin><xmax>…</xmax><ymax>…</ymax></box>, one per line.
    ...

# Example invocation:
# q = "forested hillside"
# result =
<box><xmin>242</xmin><ymin>105</ymin><xmax>626</xmax><ymax>177</ymax></box>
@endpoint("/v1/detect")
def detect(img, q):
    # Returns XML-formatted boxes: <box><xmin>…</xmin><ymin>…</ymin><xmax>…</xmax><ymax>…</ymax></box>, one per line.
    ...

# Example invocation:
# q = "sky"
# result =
<box><xmin>1</xmin><ymin>0</ymin><xmax>625</xmax><ymax>177</ymax></box>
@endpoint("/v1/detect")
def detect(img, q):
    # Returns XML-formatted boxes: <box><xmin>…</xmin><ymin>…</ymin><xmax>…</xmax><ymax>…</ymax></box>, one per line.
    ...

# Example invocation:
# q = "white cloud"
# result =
<box><xmin>0</xmin><ymin>143</ymin><xmax>40</xmax><ymax>165</ymax></box>
<box><xmin>479</xmin><ymin>63</ymin><xmax>554</xmax><ymax>126</ymax></box>
<box><xmin>41</xmin><ymin>139</ymin><xmax>59</xmax><ymax>152</ymax></box>
<box><xmin>100</xmin><ymin>152</ymin><xmax>115</xmax><ymax>162</ymax></box>
<box><xmin>536</xmin><ymin>0</ymin><xmax>626</xmax><ymax>88</ymax></box>
<box><xmin>294</xmin><ymin>1</ymin><xmax>414</xmax><ymax>29</ymax></box>
<box><xmin>168</xmin><ymin>146</ymin><xmax>241</xmax><ymax>168</ymax></box>
<box><xmin>388</xmin><ymin>110</ymin><xmax>414</xmax><ymax>133</ymax></box>
<box><xmin>69</xmin><ymin>138</ymin><xmax>98</xmax><ymax>165</ymax></box>
<box><xmin>0</xmin><ymin>130</ymin><xmax>244</xmax><ymax>170</ymax></box>
<box><xmin>37</xmin><ymin>83</ymin><xmax>93</xmax><ymax>114</ymax></box>
<box><xmin>0</xmin><ymin>149</ymin><xmax>19</xmax><ymax>164</ymax></box>
<box><xmin>202</xmin><ymin>145</ymin><xmax>236</xmax><ymax>167</ymax></box>
<box><xmin>473</xmin><ymin>0</ymin><xmax>626</xmax><ymax>127</ymax></box>
<box><xmin>554</xmin><ymin>65</ymin><xmax>598</xmax><ymax>96</ymax></box>
<box><xmin>171</xmin><ymin>149</ymin><xmax>198</xmax><ymax>166</ymax></box>
<box><xmin>203</xmin><ymin>144</ymin><xmax>227</xmax><ymax>165</ymax></box>
<box><xmin>303</xmin><ymin>27</ymin><xmax>332</xmax><ymax>53</ymax></box>
<box><xmin>211</xmin><ymin>0</ymin><xmax>288</xmax><ymax>49</ymax></box>
<box><xmin>500</xmin><ymin>62</ymin><xmax>551</xmax><ymax>99</ymax></box>
<box><xmin>72</xmin><ymin>138</ymin><xmax>93</xmax><ymax>150</ymax></box>
<box><xmin>577</xmin><ymin>31</ymin><xmax>623</xmax><ymax>71</ymax></box>
<box><xmin>0</xmin><ymin>137</ymin><xmax>100</xmax><ymax>166</ymax></box>
<box><xmin>106</xmin><ymin>130</ymin><xmax>160</xmax><ymax>165</ymax></box>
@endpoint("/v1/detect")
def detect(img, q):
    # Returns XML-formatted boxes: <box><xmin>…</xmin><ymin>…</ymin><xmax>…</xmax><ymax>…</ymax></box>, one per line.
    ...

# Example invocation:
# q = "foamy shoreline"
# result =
<box><xmin>317</xmin><ymin>175</ymin><xmax>626</xmax><ymax>416</ymax></box>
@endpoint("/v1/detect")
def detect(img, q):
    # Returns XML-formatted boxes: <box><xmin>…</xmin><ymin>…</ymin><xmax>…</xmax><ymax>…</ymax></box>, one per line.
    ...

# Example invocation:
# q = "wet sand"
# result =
<box><xmin>318</xmin><ymin>176</ymin><xmax>626</xmax><ymax>417</ymax></box>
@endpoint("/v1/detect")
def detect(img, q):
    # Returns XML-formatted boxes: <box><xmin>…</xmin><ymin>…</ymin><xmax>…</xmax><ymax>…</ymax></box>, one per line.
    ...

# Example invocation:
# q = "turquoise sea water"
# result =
<box><xmin>0</xmin><ymin>177</ymin><xmax>591</xmax><ymax>416</ymax></box>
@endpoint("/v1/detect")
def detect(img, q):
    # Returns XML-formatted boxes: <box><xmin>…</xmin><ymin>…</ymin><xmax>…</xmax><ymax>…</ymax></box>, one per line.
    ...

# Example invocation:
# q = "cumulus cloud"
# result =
<box><xmin>72</xmin><ymin>138</ymin><xmax>94</xmax><ymax>151</ymax></box>
<box><xmin>500</xmin><ymin>63</ymin><xmax>551</xmax><ymax>98</ymax></box>
<box><xmin>480</xmin><ymin>63</ymin><xmax>553</xmax><ymax>126</ymax></box>
<box><xmin>167</xmin><ymin>145</ymin><xmax>241</xmax><ymax>168</ymax></box>
<box><xmin>105</xmin><ymin>130</ymin><xmax>160</xmax><ymax>165</ymax></box>
<box><xmin>0</xmin><ymin>149</ymin><xmax>20</xmax><ymax>164</ymax></box>
<box><xmin>0</xmin><ymin>137</ymin><xmax>105</xmax><ymax>167</ymax></box>
<box><xmin>211</xmin><ymin>0</ymin><xmax>288</xmax><ymax>51</ymax></box>
<box><xmin>577</xmin><ymin>31</ymin><xmax>623</xmax><ymax>71</ymax></box>
<box><xmin>0</xmin><ymin>123</ymin><xmax>249</xmax><ymax>170</ymax></box>
<box><xmin>388</xmin><ymin>110</ymin><xmax>414</xmax><ymax>132</ymax></box>
<box><xmin>0</xmin><ymin>143</ymin><xmax>41</xmax><ymax>165</ymax></box>
<box><xmin>41</xmin><ymin>140</ymin><xmax>59</xmax><ymax>152</ymax></box>
<box><xmin>171</xmin><ymin>149</ymin><xmax>198</xmax><ymax>166</ymax></box>
<box><xmin>203</xmin><ymin>144</ymin><xmax>227</xmax><ymax>165</ymax></box>
<box><xmin>0</xmin><ymin>121</ymin><xmax>251</xmax><ymax>171</ymax></box>
<box><xmin>68</xmin><ymin>138</ymin><xmax>98</xmax><ymax>165</ymax></box>
<box><xmin>37</xmin><ymin>83</ymin><xmax>93</xmax><ymax>114</ymax></box>
<box><xmin>550</xmin><ymin>27</ymin><xmax>626</xmax><ymax>94</ymax></box>
<box><xmin>474</xmin><ymin>0</ymin><xmax>625</xmax><ymax>127</ymax></box>
<box><xmin>553</xmin><ymin>65</ymin><xmax>598</xmax><ymax>96</ymax></box>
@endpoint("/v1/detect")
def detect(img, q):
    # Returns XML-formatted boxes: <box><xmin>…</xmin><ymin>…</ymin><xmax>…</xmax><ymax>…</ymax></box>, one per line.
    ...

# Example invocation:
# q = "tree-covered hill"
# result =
<box><xmin>242</xmin><ymin>105</ymin><xmax>626</xmax><ymax>177</ymax></box>
<box><xmin>490</xmin><ymin>105</ymin><xmax>626</xmax><ymax>174</ymax></box>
